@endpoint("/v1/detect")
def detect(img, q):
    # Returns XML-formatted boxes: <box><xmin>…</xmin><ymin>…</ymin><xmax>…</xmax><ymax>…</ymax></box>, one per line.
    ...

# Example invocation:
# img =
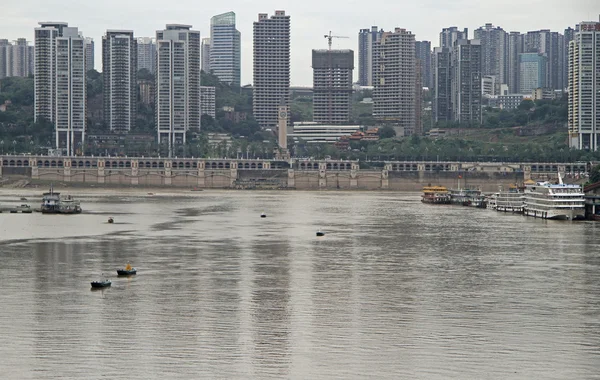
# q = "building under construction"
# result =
<box><xmin>312</xmin><ymin>49</ymin><xmax>354</xmax><ymax>125</ymax></box>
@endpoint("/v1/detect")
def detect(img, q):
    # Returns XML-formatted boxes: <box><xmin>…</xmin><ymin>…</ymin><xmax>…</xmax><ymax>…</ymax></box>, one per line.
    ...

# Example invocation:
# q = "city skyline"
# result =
<box><xmin>2</xmin><ymin>2</ymin><xmax>596</xmax><ymax>86</ymax></box>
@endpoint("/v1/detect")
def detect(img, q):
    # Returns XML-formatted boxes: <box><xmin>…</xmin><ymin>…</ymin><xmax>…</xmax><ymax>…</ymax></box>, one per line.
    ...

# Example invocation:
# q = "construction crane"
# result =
<box><xmin>324</xmin><ymin>31</ymin><xmax>349</xmax><ymax>50</ymax></box>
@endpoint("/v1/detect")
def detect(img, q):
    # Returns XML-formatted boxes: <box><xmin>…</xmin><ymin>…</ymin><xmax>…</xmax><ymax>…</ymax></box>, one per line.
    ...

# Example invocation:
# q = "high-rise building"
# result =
<box><xmin>253</xmin><ymin>11</ymin><xmax>290</xmax><ymax>130</ymax></box>
<box><xmin>312</xmin><ymin>49</ymin><xmax>354</xmax><ymax>124</ymax></box>
<box><xmin>210</xmin><ymin>12</ymin><xmax>241</xmax><ymax>86</ymax></box>
<box><xmin>200</xmin><ymin>86</ymin><xmax>216</xmax><ymax>118</ymax></box>
<box><xmin>373</xmin><ymin>27</ymin><xmax>416</xmax><ymax>136</ymax></box>
<box><xmin>156</xmin><ymin>24</ymin><xmax>201</xmax><ymax>156</ymax></box>
<box><xmin>55</xmin><ymin>27</ymin><xmax>86</xmax><ymax>155</ymax></box>
<box><xmin>451</xmin><ymin>39</ymin><xmax>482</xmax><ymax>125</ymax></box>
<box><xmin>519</xmin><ymin>52</ymin><xmax>547</xmax><ymax>94</ymax></box>
<box><xmin>433</xmin><ymin>46</ymin><xmax>452</xmax><ymax>122</ymax></box>
<box><xmin>524</xmin><ymin>29</ymin><xmax>565</xmax><ymax>90</ymax></box>
<box><xmin>474</xmin><ymin>23</ymin><xmax>508</xmax><ymax>85</ymax></box>
<box><xmin>137</xmin><ymin>37</ymin><xmax>156</xmax><ymax>73</ymax></box>
<box><xmin>0</xmin><ymin>38</ymin><xmax>33</xmax><ymax>78</ymax></box>
<box><xmin>439</xmin><ymin>27</ymin><xmax>468</xmax><ymax>48</ymax></box>
<box><xmin>0</xmin><ymin>39</ymin><xmax>9</xmax><ymax>78</ymax></box>
<box><xmin>358</xmin><ymin>26</ymin><xmax>382</xmax><ymax>86</ymax></box>
<box><xmin>507</xmin><ymin>32</ymin><xmax>523</xmax><ymax>93</ymax></box>
<box><xmin>84</xmin><ymin>37</ymin><xmax>94</xmax><ymax>72</ymax></box>
<box><xmin>563</xmin><ymin>27</ymin><xmax>575</xmax><ymax>92</ymax></box>
<box><xmin>568</xmin><ymin>20</ymin><xmax>600</xmax><ymax>151</ymax></box>
<box><xmin>11</xmin><ymin>38</ymin><xmax>31</xmax><ymax>77</ymax></box>
<box><xmin>103</xmin><ymin>30</ymin><xmax>137</xmax><ymax>133</ymax></box>
<box><xmin>201</xmin><ymin>37</ymin><xmax>211</xmax><ymax>73</ymax></box>
<box><xmin>415</xmin><ymin>40</ymin><xmax>432</xmax><ymax>88</ymax></box>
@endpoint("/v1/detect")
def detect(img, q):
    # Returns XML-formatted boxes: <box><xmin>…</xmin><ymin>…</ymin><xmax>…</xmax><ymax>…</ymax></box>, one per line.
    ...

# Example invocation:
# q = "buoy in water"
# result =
<box><xmin>316</xmin><ymin>230</ymin><xmax>325</xmax><ymax>237</ymax></box>
<box><xmin>260</xmin><ymin>213</ymin><xmax>266</xmax><ymax>218</ymax></box>
<box><xmin>108</xmin><ymin>217</ymin><xmax>114</xmax><ymax>224</ymax></box>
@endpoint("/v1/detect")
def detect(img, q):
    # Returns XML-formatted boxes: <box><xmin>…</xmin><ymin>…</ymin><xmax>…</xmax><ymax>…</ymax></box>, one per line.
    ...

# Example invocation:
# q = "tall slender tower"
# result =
<box><xmin>34</xmin><ymin>22</ymin><xmax>67</xmax><ymax>124</ymax></box>
<box><xmin>474</xmin><ymin>23</ymin><xmax>508</xmax><ymax>85</ymax></box>
<box><xmin>201</xmin><ymin>38</ymin><xmax>211</xmax><ymax>73</ymax></box>
<box><xmin>137</xmin><ymin>37</ymin><xmax>156</xmax><ymax>73</ymax></box>
<box><xmin>568</xmin><ymin>20</ymin><xmax>600</xmax><ymax>150</ymax></box>
<box><xmin>415</xmin><ymin>41</ymin><xmax>432</xmax><ymax>88</ymax></box>
<box><xmin>55</xmin><ymin>27</ymin><xmax>86</xmax><ymax>155</ymax></box>
<box><xmin>103</xmin><ymin>30</ymin><xmax>137</xmax><ymax>133</ymax></box>
<box><xmin>253</xmin><ymin>11</ymin><xmax>290</xmax><ymax>130</ymax></box>
<box><xmin>358</xmin><ymin>26</ymin><xmax>381</xmax><ymax>86</ymax></box>
<box><xmin>507</xmin><ymin>31</ymin><xmax>523</xmax><ymax>93</ymax></box>
<box><xmin>433</xmin><ymin>46</ymin><xmax>452</xmax><ymax>122</ymax></box>
<box><xmin>373</xmin><ymin>27</ymin><xmax>416</xmax><ymax>136</ymax></box>
<box><xmin>210</xmin><ymin>12</ymin><xmax>241</xmax><ymax>86</ymax></box>
<box><xmin>155</xmin><ymin>24</ymin><xmax>201</xmax><ymax>157</ymax></box>
<box><xmin>451</xmin><ymin>39</ymin><xmax>482</xmax><ymax>125</ymax></box>
<box><xmin>84</xmin><ymin>37</ymin><xmax>94</xmax><ymax>72</ymax></box>
<box><xmin>312</xmin><ymin>49</ymin><xmax>354</xmax><ymax>124</ymax></box>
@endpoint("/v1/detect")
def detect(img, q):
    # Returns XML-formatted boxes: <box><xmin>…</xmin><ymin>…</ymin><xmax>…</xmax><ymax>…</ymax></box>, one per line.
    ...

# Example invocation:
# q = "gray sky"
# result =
<box><xmin>3</xmin><ymin>0</ymin><xmax>599</xmax><ymax>86</ymax></box>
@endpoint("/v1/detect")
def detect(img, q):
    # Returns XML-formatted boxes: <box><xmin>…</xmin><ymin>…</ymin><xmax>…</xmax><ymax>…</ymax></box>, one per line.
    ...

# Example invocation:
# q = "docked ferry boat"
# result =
<box><xmin>449</xmin><ymin>188</ymin><xmax>487</xmax><ymax>208</ymax></box>
<box><xmin>496</xmin><ymin>185</ymin><xmax>525</xmax><ymax>213</ymax></box>
<box><xmin>421</xmin><ymin>186</ymin><xmax>451</xmax><ymax>204</ymax></box>
<box><xmin>523</xmin><ymin>176</ymin><xmax>584</xmax><ymax>220</ymax></box>
<box><xmin>41</xmin><ymin>186</ymin><xmax>82</xmax><ymax>214</ymax></box>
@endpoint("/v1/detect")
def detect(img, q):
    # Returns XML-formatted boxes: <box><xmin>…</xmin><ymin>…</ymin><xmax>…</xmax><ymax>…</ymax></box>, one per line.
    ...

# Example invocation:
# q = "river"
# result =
<box><xmin>0</xmin><ymin>189</ymin><xmax>599</xmax><ymax>379</ymax></box>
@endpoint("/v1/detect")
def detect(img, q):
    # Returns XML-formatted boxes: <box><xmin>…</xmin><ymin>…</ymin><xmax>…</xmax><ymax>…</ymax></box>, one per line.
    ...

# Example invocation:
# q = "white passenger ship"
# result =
<box><xmin>523</xmin><ymin>175</ymin><xmax>585</xmax><ymax>220</ymax></box>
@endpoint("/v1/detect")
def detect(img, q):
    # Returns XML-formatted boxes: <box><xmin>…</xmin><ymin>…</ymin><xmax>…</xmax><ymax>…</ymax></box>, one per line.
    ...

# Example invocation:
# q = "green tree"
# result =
<box><xmin>378</xmin><ymin>126</ymin><xmax>396</xmax><ymax>139</ymax></box>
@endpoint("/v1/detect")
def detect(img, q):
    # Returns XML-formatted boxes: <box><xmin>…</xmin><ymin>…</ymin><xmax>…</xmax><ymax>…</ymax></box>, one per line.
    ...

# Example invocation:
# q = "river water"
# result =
<box><xmin>0</xmin><ymin>189</ymin><xmax>599</xmax><ymax>379</ymax></box>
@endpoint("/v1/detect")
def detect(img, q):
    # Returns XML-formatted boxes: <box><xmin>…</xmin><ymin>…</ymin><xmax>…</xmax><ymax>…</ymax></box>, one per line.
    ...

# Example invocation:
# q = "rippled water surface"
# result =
<box><xmin>1</xmin><ymin>189</ymin><xmax>600</xmax><ymax>379</ymax></box>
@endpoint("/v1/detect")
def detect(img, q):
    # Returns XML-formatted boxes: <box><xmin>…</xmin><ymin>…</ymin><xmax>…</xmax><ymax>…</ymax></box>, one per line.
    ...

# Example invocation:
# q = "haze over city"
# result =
<box><xmin>2</xmin><ymin>0</ymin><xmax>597</xmax><ymax>85</ymax></box>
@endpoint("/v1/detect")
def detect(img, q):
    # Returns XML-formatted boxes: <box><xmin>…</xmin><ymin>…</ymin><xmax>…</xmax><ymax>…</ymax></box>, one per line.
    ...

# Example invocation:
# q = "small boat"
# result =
<box><xmin>260</xmin><ymin>213</ymin><xmax>266</xmax><ymax>218</ymax></box>
<box><xmin>117</xmin><ymin>263</ymin><xmax>136</xmax><ymax>276</ymax></box>
<box><xmin>316</xmin><ymin>230</ymin><xmax>325</xmax><ymax>237</ymax></box>
<box><xmin>20</xmin><ymin>197</ymin><xmax>27</xmax><ymax>201</ymax></box>
<box><xmin>91</xmin><ymin>275</ymin><xmax>111</xmax><ymax>288</ymax></box>
<box><xmin>108</xmin><ymin>217</ymin><xmax>114</xmax><ymax>224</ymax></box>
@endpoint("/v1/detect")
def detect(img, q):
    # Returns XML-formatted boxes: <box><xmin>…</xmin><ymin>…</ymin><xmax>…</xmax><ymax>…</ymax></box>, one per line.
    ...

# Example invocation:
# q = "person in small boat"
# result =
<box><xmin>125</xmin><ymin>263</ymin><xmax>132</xmax><ymax>271</ymax></box>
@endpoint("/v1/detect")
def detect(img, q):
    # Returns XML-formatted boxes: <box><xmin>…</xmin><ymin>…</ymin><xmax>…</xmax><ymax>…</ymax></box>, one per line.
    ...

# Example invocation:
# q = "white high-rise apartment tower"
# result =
<box><xmin>155</xmin><ymin>24</ymin><xmax>201</xmax><ymax>157</ymax></box>
<box><xmin>373</xmin><ymin>28</ymin><xmax>416</xmax><ymax>136</ymax></box>
<box><xmin>253</xmin><ymin>11</ymin><xmax>290</xmax><ymax>129</ymax></box>
<box><xmin>35</xmin><ymin>22</ymin><xmax>86</xmax><ymax>155</ymax></box>
<box><xmin>568</xmin><ymin>20</ymin><xmax>600</xmax><ymax>151</ymax></box>
<box><xmin>103</xmin><ymin>30</ymin><xmax>137</xmax><ymax>133</ymax></box>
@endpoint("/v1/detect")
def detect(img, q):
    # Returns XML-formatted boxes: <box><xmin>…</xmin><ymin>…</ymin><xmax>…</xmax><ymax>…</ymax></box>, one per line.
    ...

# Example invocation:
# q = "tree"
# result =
<box><xmin>378</xmin><ymin>126</ymin><xmax>396</xmax><ymax>139</ymax></box>
<box><xmin>590</xmin><ymin>165</ymin><xmax>600</xmax><ymax>184</ymax></box>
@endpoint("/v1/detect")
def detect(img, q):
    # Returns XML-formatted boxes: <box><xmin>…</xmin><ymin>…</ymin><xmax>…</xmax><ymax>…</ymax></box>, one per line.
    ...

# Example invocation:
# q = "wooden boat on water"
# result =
<box><xmin>316</xmin><ymin>230</ymin><xmax>325</xmax><ymax>237</ymax></box>
<box><xmin>117</xmin><ymin>263</ymin><xmax>136</xmax><ymax>276</ymax></box>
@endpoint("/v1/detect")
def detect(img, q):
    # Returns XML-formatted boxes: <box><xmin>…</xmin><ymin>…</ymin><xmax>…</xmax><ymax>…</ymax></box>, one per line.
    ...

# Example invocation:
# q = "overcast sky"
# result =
<box><xmin>3</xmin><ymin>0</ymin><xmax>598</xmax><ymax>86</ymax></box>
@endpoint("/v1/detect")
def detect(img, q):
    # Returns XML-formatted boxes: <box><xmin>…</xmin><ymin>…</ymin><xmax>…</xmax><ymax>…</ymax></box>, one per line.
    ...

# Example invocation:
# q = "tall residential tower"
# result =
<box><xmin>253</xmin><ymin>11</ymin><xmax>290</xmax><ymax>129</ymax></box>
<box><xmin>103</xmin><ymin>30</ymin><xmax>137</xmax><ymax>133</ymax></box>
<box><xmin>156</xmin><ymin>24</ymin><xmax>201</xmax><ymax>156</ymax></box>
<box><xmin>568</xmin><ymin>20</ymin><xmax>600</xmax><ymax>150</ymax></box>
<box><xmin>358</xmin><ymin>26</ymin><xmax>382</xmax><ymax>86</ymax></box>
<box><xmin>373</xmin><ymin>27</ymin><xmax>416</xmax><ymax>136</ymax></box>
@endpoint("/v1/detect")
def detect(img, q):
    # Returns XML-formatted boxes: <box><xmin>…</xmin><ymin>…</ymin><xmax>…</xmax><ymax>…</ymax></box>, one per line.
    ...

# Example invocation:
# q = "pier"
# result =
<box><xmin>0</xmin><ymin>155</ymin><xmax>589</xmax><ymax>192</ymax></box>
